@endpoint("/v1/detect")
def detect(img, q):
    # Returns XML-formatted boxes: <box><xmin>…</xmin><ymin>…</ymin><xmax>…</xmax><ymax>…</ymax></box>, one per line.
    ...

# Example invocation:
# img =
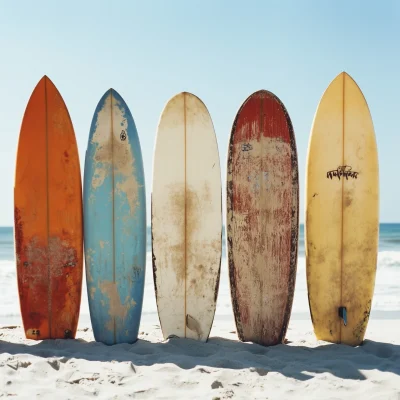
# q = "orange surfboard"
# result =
<box><xmin>14</xmin><ymin>76</ymin><xmax>83</xmax><ymax>340</ymax></box>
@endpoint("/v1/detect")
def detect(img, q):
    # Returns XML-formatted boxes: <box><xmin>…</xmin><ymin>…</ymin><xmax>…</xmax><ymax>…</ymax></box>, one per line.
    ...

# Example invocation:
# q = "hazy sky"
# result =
<box><xmin>0</xmin><ymin>0</ymin><xmax>399</xmax><ymax>226</ymax></box>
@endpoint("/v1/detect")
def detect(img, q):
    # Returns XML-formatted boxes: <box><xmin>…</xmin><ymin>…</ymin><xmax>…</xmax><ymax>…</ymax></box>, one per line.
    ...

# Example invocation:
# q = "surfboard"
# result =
<box><xmin>227</xmin><ymin>90</ymin><xmax>299</xmax><ymax>346</ymax></box>
<box><xmin>305</xmin><ymin>72</ymin><xmax>379</xmax><ymax>346</ymax></box>
<box><xmin>152</xmin><ymin>92</ymin><xmax>222</xmax><ymax>342</ymax></box>
<box><xmin>84</xmin><ymin>89</ymin><xmax>146</xmax><ymax>345</ymax></box>
<box><xmin>14</xmin><ymin>76</ymin><xmax>83</xmax><ymax>340</ymax></box>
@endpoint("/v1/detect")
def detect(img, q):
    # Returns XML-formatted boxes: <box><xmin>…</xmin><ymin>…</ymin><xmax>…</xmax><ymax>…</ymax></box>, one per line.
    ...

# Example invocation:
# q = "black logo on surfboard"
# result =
<box><xmin>327</xmin><ymin>165</ymin><xmax>359</xmax><ymax>180</ymax></box>
<box><xmin>120</xmin><ymin>130</ymin><xmax>127</xmax><ymax>141</ymax></box>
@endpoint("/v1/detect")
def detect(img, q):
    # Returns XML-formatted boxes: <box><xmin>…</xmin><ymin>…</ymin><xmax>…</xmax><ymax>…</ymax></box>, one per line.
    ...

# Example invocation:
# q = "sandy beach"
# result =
<box><xmin>1</xmin><ymin>318</ymin><xmax>399</xmax><ymax>399</ymax></box>
<box><xmin>1</xmin><ymin>254</ymin><xmax>400</xmax><ymax>399</ymax></box>
<box><xmin>0</xmin><ymin>1</ymin><xmax>399</xmax><ymax>398</ymax></box>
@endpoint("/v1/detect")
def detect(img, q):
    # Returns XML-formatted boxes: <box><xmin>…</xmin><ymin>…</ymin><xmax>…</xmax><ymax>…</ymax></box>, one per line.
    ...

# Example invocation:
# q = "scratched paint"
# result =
<box><xmin>227</xmin><ymin>90</ymin><xmax>299</xmax><ymax>347</ymax></box>
<box><xmin>90</xmin><ymin>94</ymin><xmax>113</xmax><ymax>190</ymax></box>
<box><xmin>14</xmin><ymin>76</ymin><xmax>83</xmax><ymax>340</ymax></box>
<box><xmin>152</xmin><ymin>92</ymin><xmax>222</xmax><ymax>342</ymax></box>
<box><xmin>99</xmin><ymin>281</ymin><xmax>137</xmax><ymax>331</ymax></box>
<box><xmin>84</xmin><ymin>89</ymin><xmax>146</xmax><ymax>345</ymax></box>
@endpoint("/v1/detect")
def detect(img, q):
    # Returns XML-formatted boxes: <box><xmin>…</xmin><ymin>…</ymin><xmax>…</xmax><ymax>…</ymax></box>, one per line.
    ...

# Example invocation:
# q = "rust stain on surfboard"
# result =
<box><xmin>227</xmin><ymin>90</ymin><xmax>299</xmax><ymax>346</ymax></box>
<box><xmin>14</xmin><ymin>76</ymin><xmax>83</xmax><ymax>340</ymax></box>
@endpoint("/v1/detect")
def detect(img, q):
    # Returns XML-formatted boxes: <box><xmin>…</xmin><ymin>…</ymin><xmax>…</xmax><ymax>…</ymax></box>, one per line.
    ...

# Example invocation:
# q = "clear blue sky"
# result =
<box><xmin>0</xmin><ymin>0</ymin><xmax>399</xmax><ymax>225</ymax></box>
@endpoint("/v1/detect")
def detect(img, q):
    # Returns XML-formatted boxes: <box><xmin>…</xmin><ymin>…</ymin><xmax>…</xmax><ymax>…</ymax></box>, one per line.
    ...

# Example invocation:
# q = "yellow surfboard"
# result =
<box><xmin>305</xmin><ymin>72</ymin><xmax>379</xmax><ymax>346</ymax></box>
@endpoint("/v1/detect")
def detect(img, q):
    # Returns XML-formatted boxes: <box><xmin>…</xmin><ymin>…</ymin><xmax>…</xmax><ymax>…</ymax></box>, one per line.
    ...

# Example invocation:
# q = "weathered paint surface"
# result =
<box><xmin>84</xmin><ymin>89</ymin><xmax>146</xmax><ymax>345</ymax></box>
<box><xmin>14</xmin><ymin>76</ymin><xmax>83</xmax><ymax>340</ymax></box>
<box><xmin>305</xmin><ymin>72</ymin><xmax>379</xmax><ymax>346</ymax></box>
<box><xmin>227</xmin><ymin>90</ymin><xmax>299</xmax><ymax>346</ymax></box>
<box><xmin>152</xmin><ymin>92</ymin><xmax>222</xmax><ymax>342</ymax></box>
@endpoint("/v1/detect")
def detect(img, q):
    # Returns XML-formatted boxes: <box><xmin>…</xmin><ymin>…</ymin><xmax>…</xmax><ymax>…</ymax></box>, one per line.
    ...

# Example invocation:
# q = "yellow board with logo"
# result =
<box><xmin>305</xmin><ymin>72</ymin><xmax>379</xmax><ymax>346</ymax></box>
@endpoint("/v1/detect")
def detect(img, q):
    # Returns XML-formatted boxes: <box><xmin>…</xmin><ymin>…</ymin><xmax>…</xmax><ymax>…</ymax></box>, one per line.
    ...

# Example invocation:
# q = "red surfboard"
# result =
<box><xmin>227</xmin><ymin>90</ymin><xmax>299</xmax><ymax>346</ymax></box>
<box><xmin>14</xmin><ymin>76</ymin><xmax>83</xmax><ymax>340</ymax></box>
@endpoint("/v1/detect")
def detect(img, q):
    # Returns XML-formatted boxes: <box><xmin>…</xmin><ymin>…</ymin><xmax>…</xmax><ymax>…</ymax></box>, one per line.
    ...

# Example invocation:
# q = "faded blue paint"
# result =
<box><xmin>83</xmin><ymin>89</ymin><xmax>146</xmax><ymax>345</ymax></box>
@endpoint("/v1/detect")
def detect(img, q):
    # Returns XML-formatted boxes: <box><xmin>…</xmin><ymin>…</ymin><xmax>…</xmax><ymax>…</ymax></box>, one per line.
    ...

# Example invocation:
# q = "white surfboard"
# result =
<box><xmin>152</xmin><ymin>92</ymin><xmax>222</xmax><ymax>342</ymax></box>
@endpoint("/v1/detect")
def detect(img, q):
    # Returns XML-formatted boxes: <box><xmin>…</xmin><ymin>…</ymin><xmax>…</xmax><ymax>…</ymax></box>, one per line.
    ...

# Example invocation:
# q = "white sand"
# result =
<box><xmin>0</xmin><ymin>316</ymin><xmax>399</xmax><ymax>399</ymax></box>
<box><xmin>1</xmin><ymin>255</ymin><xmax>400</xmax><ymax>398</ymax></box>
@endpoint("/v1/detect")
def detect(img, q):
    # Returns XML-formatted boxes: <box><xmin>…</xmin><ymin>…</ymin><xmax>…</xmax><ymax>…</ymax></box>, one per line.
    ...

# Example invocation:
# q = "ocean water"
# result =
<box><xmin>0</xmin><ymin>224</ymin><xmax>399</xmax><ymax>325</ymax></box>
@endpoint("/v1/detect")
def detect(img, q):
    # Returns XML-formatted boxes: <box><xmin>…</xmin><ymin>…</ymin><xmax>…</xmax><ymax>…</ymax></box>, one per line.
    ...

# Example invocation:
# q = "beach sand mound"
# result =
<box><xmin>0</xmin><ymin>319</ymin><xmax>399</xmax><ymax>399</ymax></box>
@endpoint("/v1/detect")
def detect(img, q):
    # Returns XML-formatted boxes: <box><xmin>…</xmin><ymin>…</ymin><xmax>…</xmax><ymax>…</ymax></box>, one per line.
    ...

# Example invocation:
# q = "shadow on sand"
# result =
<box><xmin>1</xmin><ymin>327</ymin><xmax>399</xmax><ymax>381</ymax></box>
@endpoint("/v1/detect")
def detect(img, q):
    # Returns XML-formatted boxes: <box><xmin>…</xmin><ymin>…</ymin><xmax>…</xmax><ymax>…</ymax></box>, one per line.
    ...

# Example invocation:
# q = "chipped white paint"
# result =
<box><xmin>152</xmin><ymin>92</ymin><xmax>222</xmax><ymax>342</ymax></box>
<box><xmin>84</xmin><ymin>89</ymin><xmax>147</xmax><ymax>344</ymax></box>
<box><xmin>91</xmin><ymin>94</ymin><xmax>112</xmax><ymax>190</ymax></box>
<box><xmin>112</xmin><ymin>95</ymin><xmax>140</xmax><ymax>215</ymax></box>
<box><xmin>90</xmin><ymin>93</ymin><xmax>139</xmax><ymax>215</ymax></box>
<box><xmin>99</xmin><ymin>280</ymin><xmax>137</xmax><ymax>331</ymax></box>
<box><xmin>228</xmin><ymin>137</ymin><xmax>294</xmax><ymax>343</ymax></box>
<box><xmin>226</xmin><ymin>90</ymin><xmax>299</xmax><ymax>346</ymax></box>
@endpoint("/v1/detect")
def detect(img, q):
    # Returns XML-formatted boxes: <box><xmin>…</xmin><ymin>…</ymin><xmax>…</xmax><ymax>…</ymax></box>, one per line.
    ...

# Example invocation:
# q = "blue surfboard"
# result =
<box><xmin>84</xmin><ymin>89</ymin><xmax>146</xmax><ymax>345</ymax></box>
